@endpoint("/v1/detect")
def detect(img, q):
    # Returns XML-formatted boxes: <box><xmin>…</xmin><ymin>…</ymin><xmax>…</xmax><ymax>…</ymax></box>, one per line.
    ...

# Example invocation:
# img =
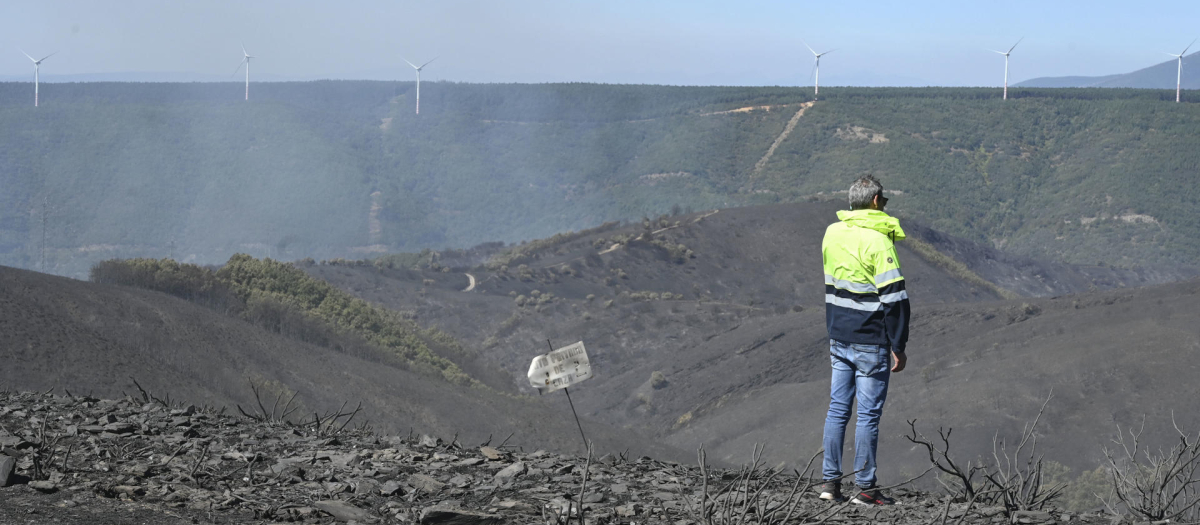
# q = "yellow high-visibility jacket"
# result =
<box><xmin>821</xmin><ymin>209</ymin><xmax>909</xmax><ymax>353</ymax></box>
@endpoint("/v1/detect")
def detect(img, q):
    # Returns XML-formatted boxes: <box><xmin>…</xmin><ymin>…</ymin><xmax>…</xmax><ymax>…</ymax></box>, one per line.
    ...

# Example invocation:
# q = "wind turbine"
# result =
<box><xmin>402</xmin><ymin>56</ymin><xmax>438</xmax><ymax>114</ymax></box>
<box><xmin>991</xmin><ymin>38</ymin><xmax>1023</xmax><ymax>100</ymax></box>
<box><xmin>233</xmin><ymin>44</ymin><xmax>254</xmax><ymax>101</ymax></box>
<box><xmin>803</xmin><ymin>42</ymin><xmax>834</xmax><ymax>96</ymax></box>
<box><xmin>21</xmin><ymin>50</ymin><xmax>56</xmax><ymax>107</ymax></box>
<box><xmin>1166</xmin><ymin>39</ymin><xmax>1196</xmax><ymax>103</ymax></box>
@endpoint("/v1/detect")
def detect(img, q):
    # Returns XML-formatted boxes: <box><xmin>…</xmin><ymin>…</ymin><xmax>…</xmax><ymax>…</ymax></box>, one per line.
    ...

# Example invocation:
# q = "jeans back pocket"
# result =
<box><xmin>850</xmin><ymin>343</ymin><xmax>889</xmax><ymax>376</ymax></box>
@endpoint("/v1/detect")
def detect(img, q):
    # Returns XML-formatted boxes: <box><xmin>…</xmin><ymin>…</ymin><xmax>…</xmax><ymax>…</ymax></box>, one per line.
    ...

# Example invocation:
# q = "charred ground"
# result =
<box><xmin>0</xmin><ymin>265</ymin><xmax>684</xmax><ymax>462</ymax></box>
<box><xmin>304</xmin><ymin>201</ymin><xmax>1199</xmax><ymax>480</ymax></box>
<box><xmin>0</xmin><ymin>390</ymin><xmax>1121</xmax><ymax>525</ymax></box>
<box><xmin>2</xmin><ymin>200</ymin><xmax>1197</xmax><ymax>510</ymax></box>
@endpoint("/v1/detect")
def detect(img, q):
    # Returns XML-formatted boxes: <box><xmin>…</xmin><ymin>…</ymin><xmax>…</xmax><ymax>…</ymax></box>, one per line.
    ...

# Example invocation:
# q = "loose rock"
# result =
<box><xmin>28</xmin><ymin>480</ymin><xmax>57</xmax><ymax>493</ymax></box>
<box><xmin>479</xmin><ymin>446</ymin><xmax>503</xmax><ymax>460</ymax></box>
<box><xmin>380</xmin><ymin>479</ymin><xmax>404</xmax><ymax>496</ymax></box>
<box><xmin>493</xmin><ymin>461</ymin><xmax>525</xmax><ymax>482</ymax></box>
<box><xmin>314</xmin><ymin>499</ymin><xmax>375</xmax><ymax>522</ymax></box>
<box><xmin>0</xmin><ymin>455</ymin><xmax>14</xmax><ymax>487</ymax></box>
<box><xmin>420</xmin><ymin>505</ymin><xmax>504</xmax><ymax>525</ymax></box>
<box><xmin>410</xmin><ymin>473</ymin><xmax>447</xmax><ymax>492</ymax></box>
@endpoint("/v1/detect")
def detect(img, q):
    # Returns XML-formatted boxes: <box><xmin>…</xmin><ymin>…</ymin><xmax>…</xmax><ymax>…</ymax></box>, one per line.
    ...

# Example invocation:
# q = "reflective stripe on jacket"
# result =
<box><xmin>821</xmin><ymin>209</ymin><xmax>910</xmax><ymax>353</ymax></box>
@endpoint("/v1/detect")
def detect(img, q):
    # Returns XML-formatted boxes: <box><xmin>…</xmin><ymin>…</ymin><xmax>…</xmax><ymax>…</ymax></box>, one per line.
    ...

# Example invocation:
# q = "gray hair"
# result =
<box><xmin>848</xmin><ymin>175</ymin><xmax>883</xmax><ymax>210</ymax></box>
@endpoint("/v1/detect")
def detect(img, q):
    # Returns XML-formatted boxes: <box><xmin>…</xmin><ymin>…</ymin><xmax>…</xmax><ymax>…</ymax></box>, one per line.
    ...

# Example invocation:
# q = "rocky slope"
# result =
<box><xmin>0</xmin><ymin>390</ymin><xmax>1116</xmax><ymax>524</ymax></box>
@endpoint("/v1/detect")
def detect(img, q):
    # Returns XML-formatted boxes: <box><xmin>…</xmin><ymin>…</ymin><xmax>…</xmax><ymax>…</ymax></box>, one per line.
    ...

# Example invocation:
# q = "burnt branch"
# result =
<box><xmin>238</xmin><ymin>379</ymin><xmax>302</xmax><ymax>425</ymax></box>
<box><xmin>692</xmin><ymin>444</ymin><xmax>866</xmax><ymax>525</ymax></box>
<box><xmin>983</xmin><ymin>390</ymin><xmax>1066</xmax><ymax>512</ymax></box>
<box><xmin>129</xmin><ymin>377</ymin><xmax>171</xmax><ymax>408</ymax></box>
<box><xmin>907</xmin><ymin>419</ymin><xmax>985</xmax><ymax>501</ymax></box>
<box><xmin>1101</xmin><ymin>412</ymin><xmax>1200</xmax><ymax>522</ymax></box>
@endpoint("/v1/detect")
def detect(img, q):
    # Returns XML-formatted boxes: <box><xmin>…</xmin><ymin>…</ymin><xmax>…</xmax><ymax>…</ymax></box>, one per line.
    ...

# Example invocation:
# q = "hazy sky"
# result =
<box><xmin>1</xmin><ymin>0</ymin><xmax>1198</xmax><ymax>86</ymax></box>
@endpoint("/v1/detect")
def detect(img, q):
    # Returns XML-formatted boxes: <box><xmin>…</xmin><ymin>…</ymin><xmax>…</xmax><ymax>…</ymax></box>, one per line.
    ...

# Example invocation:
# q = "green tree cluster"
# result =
<box><xmin>91</xmin><ymin>255</ymin><xmax>474</xmax><ymax>385</ymax></box>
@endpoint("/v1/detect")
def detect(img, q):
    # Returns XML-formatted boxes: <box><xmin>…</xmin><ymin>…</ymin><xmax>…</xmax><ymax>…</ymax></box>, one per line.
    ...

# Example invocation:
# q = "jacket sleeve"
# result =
<box><xmin>871</xmin><ymin>246</ymin><xmax>910</xmax><ymax>353</ymax></box>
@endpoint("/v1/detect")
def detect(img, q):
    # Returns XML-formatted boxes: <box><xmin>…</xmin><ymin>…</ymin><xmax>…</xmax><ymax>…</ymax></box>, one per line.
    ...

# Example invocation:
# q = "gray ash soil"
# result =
<box><xmin>304</xmin><ymin>201</ymin><xmax>1200</xmax><ymax>480</ymax></box>
<box><xmin>0</xmin><ymin>391</ymin><xmax>1112</xmax><ymax>524</ymax></box>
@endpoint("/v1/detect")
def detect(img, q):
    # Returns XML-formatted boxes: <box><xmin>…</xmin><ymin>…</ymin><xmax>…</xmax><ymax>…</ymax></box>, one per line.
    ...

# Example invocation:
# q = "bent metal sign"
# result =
<box><xmin>527</xmin><ymin>341</ymin><xmax>592</xmax><ymax>394</ymax></box>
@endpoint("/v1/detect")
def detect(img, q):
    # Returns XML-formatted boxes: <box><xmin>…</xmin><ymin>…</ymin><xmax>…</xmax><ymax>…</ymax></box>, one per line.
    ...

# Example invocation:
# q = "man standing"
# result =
<box><xmin>818</xmin><ymin>175</ymin><xmax>909</xmax><ymax>505</ymax></box>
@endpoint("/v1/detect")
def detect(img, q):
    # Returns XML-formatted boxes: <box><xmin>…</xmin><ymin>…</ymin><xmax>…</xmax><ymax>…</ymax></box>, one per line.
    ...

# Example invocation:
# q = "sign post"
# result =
<box><xmin>528</xmin><ymin>339</ymin><xmax>592</xmax><ymax>451</ymax></box>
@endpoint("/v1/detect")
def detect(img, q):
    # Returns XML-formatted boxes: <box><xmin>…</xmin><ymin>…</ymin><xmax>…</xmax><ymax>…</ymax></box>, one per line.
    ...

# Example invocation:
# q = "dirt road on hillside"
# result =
<box><xmin>752</xmin><ymin>101</ymin><xmax>815</xmax><ymax>175</ymax></box>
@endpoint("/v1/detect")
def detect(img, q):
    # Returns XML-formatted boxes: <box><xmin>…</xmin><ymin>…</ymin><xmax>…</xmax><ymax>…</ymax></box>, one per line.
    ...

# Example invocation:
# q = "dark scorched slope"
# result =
<box><xmin>0</xmin><ymin>265</ymin><xmax>685</xmax><ymax>461</ymax></box>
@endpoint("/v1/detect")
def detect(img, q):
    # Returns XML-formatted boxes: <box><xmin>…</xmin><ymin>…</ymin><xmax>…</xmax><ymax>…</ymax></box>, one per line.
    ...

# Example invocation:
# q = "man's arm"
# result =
<box><xmin>872</xmin><ymin>247</ymin><xmax>910</xmax><ymax>370</ymax></box>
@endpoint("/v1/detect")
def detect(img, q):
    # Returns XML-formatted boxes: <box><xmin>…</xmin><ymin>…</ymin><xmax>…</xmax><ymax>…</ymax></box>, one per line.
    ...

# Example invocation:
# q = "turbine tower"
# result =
<box><xmin>21</xmin><ymin>50</ymin><xmax>56</xmax><ymax>107</ymax></box>
<box><xmin>991</xmin><ymin>38</ymin><xmax>1023</xmax><ymax>100</ymax></box>
<box><xmin>803</xmin><ymin>42</ymin><xmax>834</xmax><ymax>96</ymax></box>
<box><xmin>1166</xmin><ymin>39</ymin><xmax>1196</xmax><ymax>103</ymax></box>
<box><xmin>233</xmin><ymin>45</ymin><xmax>254</xmax><ymax>101</ymax></box>
<box><xmin>402</xmin><ymin>56</ymin><xmax>438</xmax><ymax>114</ymax></box>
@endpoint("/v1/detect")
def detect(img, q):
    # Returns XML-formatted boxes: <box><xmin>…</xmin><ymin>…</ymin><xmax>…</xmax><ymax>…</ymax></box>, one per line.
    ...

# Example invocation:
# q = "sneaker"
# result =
<box><xmin>852</xmin><ymin>488</ymin><xmax>896</xmax><ymax>506</ymax></box>
<box><xmin>817</xmin><ymin>481</ymin><xmax>844</xmax><ymax>501</ymax></box>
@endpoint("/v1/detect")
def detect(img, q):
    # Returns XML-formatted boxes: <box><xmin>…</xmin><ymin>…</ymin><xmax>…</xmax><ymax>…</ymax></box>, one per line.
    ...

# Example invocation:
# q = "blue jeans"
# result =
<box><xmin>822</xmin><ymin>339</ymin><xmax>891</xmax><ymax>489</ymax></box>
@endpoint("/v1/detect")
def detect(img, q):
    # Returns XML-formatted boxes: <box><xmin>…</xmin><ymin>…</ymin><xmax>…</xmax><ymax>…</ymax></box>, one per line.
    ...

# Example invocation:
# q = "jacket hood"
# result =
<box><xmin>836</xmin><ymin>209</ymin><xmax>906</xmax><ymax>240</ymax></box>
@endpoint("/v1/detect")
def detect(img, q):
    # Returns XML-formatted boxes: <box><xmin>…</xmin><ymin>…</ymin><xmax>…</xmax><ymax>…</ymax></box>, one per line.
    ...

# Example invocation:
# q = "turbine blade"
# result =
<box><xmin>1182</xmin><ymin>38</ymin><xmax>1197</xmax><ymax>55</ymax></box>
<box><xmin>401</xmin><ymin>57</ymin><xmax>419</xmax><ymax>69</ymax></box>
<box><xmin>38</xmin><ymin>51</ymin><xmax>57</xmax><ymax>62</ymax></box>
<box><xmin>420</xmin><ymin>56</ymin><xmax>439</xmax><ymax>69</ymax></box>
<box><xmin>232</xmin><ymin>59</ymin><xmax>247</xmax><ymax>76</ymax></box>
<box><xmin>20</xmin><ymin>49</ymin><xmax>36</xmax><ymax>62</ymax></box>
<box><xmin>990</xmin><ymin>50</ymin><xmax>1007</xmax><ymax>55</ymax></box>
<box><xmin>242</xmin><ymin>43</ymin><xmax>248</xmax><ymax>56</ymax></box>
<box><xmin>1008</xmin><ymin>37</ymin><xmax>1023</xmax><ymax>53</ymax></box>
<box><xmin>802</xmin><ymin>40</ymin><xmax>818</xmax><ymax>56</ymax></box>
<box><xmin>821</xmin><ymin>49</ymin><xmax>836</xmax><ymax>56</ymax></box>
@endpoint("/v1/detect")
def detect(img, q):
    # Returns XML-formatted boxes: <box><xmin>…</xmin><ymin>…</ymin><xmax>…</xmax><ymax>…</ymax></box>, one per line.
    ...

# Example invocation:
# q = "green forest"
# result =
<box><xmin>2</xmin><ymin>81</ymin><xmax>1198</xmax><ymax>277</ymax></box>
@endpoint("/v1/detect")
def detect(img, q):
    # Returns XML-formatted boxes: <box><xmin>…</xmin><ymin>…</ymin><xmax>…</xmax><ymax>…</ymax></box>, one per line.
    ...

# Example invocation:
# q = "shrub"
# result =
<box><xmin>650</xmin><ymin>371</ymin><xmax>669</xmax><ymax>389</ymax></box>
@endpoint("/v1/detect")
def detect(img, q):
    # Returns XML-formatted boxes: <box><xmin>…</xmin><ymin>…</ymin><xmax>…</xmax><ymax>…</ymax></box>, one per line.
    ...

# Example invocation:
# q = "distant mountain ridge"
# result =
<box><xmin>4</xmin><ymin>82</ymin><xmax>1200</xmax><ymax>279</ymax></box>
<box><xmin>0</xmin><ymin>72</ymin><xmax>390</xmax><ymax>83</ymax></box>
<box><xmin>1018</xmin><ymin>51</ymin><xmax>1200</xmax><ymax>88</ymax></box>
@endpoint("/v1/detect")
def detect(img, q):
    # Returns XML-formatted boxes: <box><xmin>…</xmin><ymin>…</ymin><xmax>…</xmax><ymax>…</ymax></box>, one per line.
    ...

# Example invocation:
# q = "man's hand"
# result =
<box><xmin>891</xmin><ymin>350</ymin><xmax>907</xmax><ymax>373</ymax></box>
